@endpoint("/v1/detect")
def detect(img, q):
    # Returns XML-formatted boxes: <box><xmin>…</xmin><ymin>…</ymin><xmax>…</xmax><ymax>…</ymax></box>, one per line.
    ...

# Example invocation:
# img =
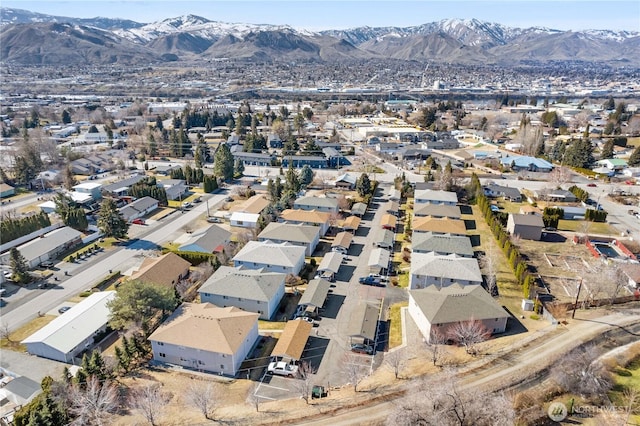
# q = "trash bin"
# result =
<box><xmin>312</xmin><ymin>385</ymin><xmax>327</xmax><ymax>399</ymax></box>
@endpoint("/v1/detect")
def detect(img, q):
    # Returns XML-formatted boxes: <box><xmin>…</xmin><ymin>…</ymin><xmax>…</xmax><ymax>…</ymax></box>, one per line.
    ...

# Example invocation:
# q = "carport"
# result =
<box><xmin>373</xmin><ymin>228</ymin><xmax>394</xmax><ymax>249</ymax></box>
<box><xmin>368</xmin><ymin>248</ymin><xmax>391</xmax><ymax>275</ymax></box>
<box><xmin>270</xmin><ymin>319</ymin><xmax>313</xmax><ymax>363</ymax></box>
<box><xmin>348</xmin><ymin>302</ymin><xmax>380</xmax><ymax>345</ymax></box>
<box><xmin>317</xmin><ymin>252</ymin><xmax>344</xmax><ymax>281</ymax></box>
<box><xmin>298</xmin><ymin>278</ymin><xmax>331</xmax><ymax>313</ymax></box>
<box><xmin>381</xmin><ymin>214</ymin><xmax>397</xmax><ymax>230</ymax></box>
<box><xmin>342</xmin><ymin>216</ymin><xmax>361</xmax><ymax>232</ymax></box>
<box><xmin>386</xmin><ymin>201</ymin><xmax>400</xmax><ymax>216</ymax></box>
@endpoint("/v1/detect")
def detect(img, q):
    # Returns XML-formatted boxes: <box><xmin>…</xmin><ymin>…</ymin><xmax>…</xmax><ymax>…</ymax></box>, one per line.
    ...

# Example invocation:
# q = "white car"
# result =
<box><xmin>267</xmin><ymin>361</ymin><xmax>298</xmax><ymax>377</ymax></box>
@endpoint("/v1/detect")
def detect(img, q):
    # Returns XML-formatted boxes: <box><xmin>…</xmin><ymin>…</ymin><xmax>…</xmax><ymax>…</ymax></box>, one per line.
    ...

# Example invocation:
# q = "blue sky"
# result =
<box><xmin>3</xmin><ymin>1</ymin><xmax>639</xmax><ymax>31</ymax></box>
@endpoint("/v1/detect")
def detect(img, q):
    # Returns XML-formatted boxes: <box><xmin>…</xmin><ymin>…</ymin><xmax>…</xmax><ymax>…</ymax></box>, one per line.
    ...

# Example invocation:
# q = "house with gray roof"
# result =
<box><xmin>351</xmin><ymin>202</ymin><xmax>367</xmax><ymax>217</ymax></box>
<box><xmin>101</xmin><ymin>175</ymin><xmax>146</xmax><ymax>196</ymax></box>
<box><xmin>411</xmin><ymin>232</ymin><xmax>474</xmax><ymax>257</ymax></box>
<box><xmin>373</xmin><ymin>228</ymin><xmax>395</xmax><ymax>250</ymax></box>
<box><xmin>506</xmin><ymin>213</ymin><xmax>544</xmax><ymax>241</ymax></box>
<box><xmin>409</xmin><ymin>253</ymin><xmax>482</xmax><ymax>290</ymax></box>
<box><xmin>233</xmin><ymin>241</ymin><xmax>306</xmax><ymax>275</ymax></box>
<box><xmin>414</xmin><ymin>189</ymin><xmax>458</xmax><ymax>206</ymax></box>
<box><xmin>316</xmin><ymin>251</ymin><xmax>344</xmax><ymax>281</ymax></box>
<box><xmin>158</xmin><ymin>179</ymin><xmax>188</xmax><ymax>200</ymax></box>
<box><xmin>298</xmin><ymin>278</ymin><xmax>331</xmax><ymax>311</ymax></box>
<box><xmin>118</xmin><ymin>196</ymin><xmax>158</xmax><ymax>222</ymax></box>
<box><xmin>199</xmin><ymin>266</ymin><xmax>286</xmax><ymax>320</ymax></box>
<box><xmin>408</xmin><ymin>284</ymin><xmax>510</xmax><ymax>343</ymax></box>
<box><xmin>483</xmin><ymin>184</ymin><xmax>522</xmax><ymax>202</ymax></box>
<box><xmin>178</xmin><ymin>225</ymin><xmax>231</xmax><ymax>254</ymax></box>
<box><xmin>348</xmin><ymin>302</ymin><xmax>380</xmax><ymax>345</ymax></box>
<box><xmin>294</xmin><ymin>196</ymin><xmax>339</xmax><ymax>214</ymax></box>
<box><xmin>0</xmin><ymin>226</ymin><xmax>82</xmax><ymax>269</ymax></box>
<box><xmin>413</xmin><ymin>203</ymin><xmax>462</xmax><ymax>219</ymax></box>
<box><xmin>258</xmin><ymin>222</ymin><xmax>320</xmax><ymax>256</ymax></box>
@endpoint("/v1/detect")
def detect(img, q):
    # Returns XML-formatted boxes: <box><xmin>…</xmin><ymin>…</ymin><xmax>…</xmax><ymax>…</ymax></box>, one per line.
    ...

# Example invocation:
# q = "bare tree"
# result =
<box><xmin>478</xmin><ymin>245</ymin><xmax>498</xmax><ymax>297</ymax></box>
<box><xmin>623</xmin><ymin>386</ymin><xmax>639</xmax><ymax>425</ymax></box>
<box><xmin>69</xmin><ymin>376</ymin><xmax>118</xmax><ymax>426</ymax></box>
<box><xmin>341</xmin><ymin>353</ymin><xmax>368</xmax><ymax>392</ymax></box>
<box><xmin>0</xmin><ymin>322</ymin><xmax>13</xmax><ymax>343</ymax></box>
<box><xmin>545</xmin><ymin>302</ymin><xmax>568</xmax><ymax>320</ymax></box>
<box><xmin>293</xmin><ymin>361</ymin><xmax>316</xmax><ymax>404</ymax></box>
<box><xmin>185</xmin><ymin>380</ymin><xmax>220</xmax><ymax>420</ymax></box>
<box><xmin>129</xmin><ymin>384</ymin><xmax>171</xmax><ymax>426</ymax></box>
<box><xmin>548</xmin><ymin>166</ymin><xmax>571</xmax><ymax>188</ymax></box>
<box><xmin>447</xmin><ymin>319</ymin><xmax>491</xmax><ymax>355</ymax></box>
<box><xmin>384</xmin><ymin>348</ymin><xmax>408</xmax><ymax>379</ymax></box>
<box><xmin>425</xmin><ymin>328</ymin><xmax>448</xmax><ymax>367</ymax></box>
<box><xmin>551</xmin><ymin>345</ymin><xmax>612</xmax><ymax>400</ymax></box>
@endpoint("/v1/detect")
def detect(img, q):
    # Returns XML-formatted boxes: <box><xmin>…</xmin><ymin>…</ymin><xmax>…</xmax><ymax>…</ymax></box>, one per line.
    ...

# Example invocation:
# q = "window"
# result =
<box><xmin>237</xmin><ymin>221</ymin><xmax>243</xmax><ymax>225</ymax></box>
<box><xmin>159</xmin><ymin>352</ymin><xmax>166</xmax><ymax>357</ymax></box>
<box><xmin>157</xmin><ymin>342</ymin><xmax>164</xmax><ymax>346</ymax></box>
<box><xmin>198</xmin><ymin>360</ymin><xmax>204</xmax><ymax>365</ymax></box>
<box><xmin>223</xmin><ymin>296</ymin><xmax>228</xmax><ymax>300</ymax></box>
<box><xmin>220</xmin><ymin>365</ymin><xmax>224</xmax><ymax>370</ymax></box>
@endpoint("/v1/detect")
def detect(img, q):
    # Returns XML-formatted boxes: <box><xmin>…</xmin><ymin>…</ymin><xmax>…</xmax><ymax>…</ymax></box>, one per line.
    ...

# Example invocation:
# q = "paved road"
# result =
<box><xmin>1</xmin><ymin>191</ymin><xmax>230</xmax><ymax>330</ymax></box>
<box><xmin>296</xmin><ymin>310</ymin><xmax>640</xmax><ymax>425</ymax></box>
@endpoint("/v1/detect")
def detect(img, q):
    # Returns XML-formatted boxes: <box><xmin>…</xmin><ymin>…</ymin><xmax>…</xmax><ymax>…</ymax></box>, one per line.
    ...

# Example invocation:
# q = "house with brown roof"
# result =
<box><xmin>342</xmin><ymin>215</ymin><xmax>361</xmax><ymax>232</ymax></box>
<box><xmin>413</xmin><ymin>203</ymin><xmax>462</xmax><ymax>220</ymax></box>
<box><xmin>149</xmin><ymin>303</ymin><xmax>259</xmax><ymax>376</ymax></box>
<box><xmin>129</xmin><ymin>252</ymin><xmax>191</xmax><ymax>288</ymax></box>
<box><xmin>412</xmin><ymin>216</ymin><xmax>467</xmax><ymax>236</ymax></box>
<box><xmin>231</xmin><ymin>194</ymin><xmax>270</xmax><ymax>215</ymax></box>
<box><xmin>280</xmin><ymin>209</ymin><xmax>332</xmax><ymax>236</ymax></box>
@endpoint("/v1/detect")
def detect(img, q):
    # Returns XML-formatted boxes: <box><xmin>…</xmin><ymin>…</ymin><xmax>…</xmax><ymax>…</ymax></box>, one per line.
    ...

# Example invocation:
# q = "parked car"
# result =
<box><xmin>359</xmin><ymin>276</ymin><xmax>385</xmax><ymax>287</ymax></box>
<box><xmin>58</xmin><ymin>306</ymin><xmax>71</xmax><ymax>314</ymax></box>
<box><xmin>181</xmin><ymin>202</ymin><xmax>193</xmax><ymax>209</ymax></box>
<box><xmin>267</xmin><ymin>361</ymin><xmax>298</xmax><ymax>377</ymax></box>
<box><xmin>587</xmin><ymin>183</ymin><xmax>597</xmax><ymax>187</ymax></box>
<box><xmin>207</xmin><ymin>216</ymin><xmax>222</xmax><ymax>223</ymax></box>
<box><xmin>351</xmin><ymin>343</ymin><xmax>374</xmax><ymax>355</ymax></box>
<box><xmin>41</xmin><ymin>261</ymin><xmax>55</xmax><ymax>269</ymax></box>
<box><xmin>490</xmin><ymin>205</ymin><xmax>500</xmax><ymax>212</ymax></box>
<box><xmin>193</xmin><ymin>196</ymin><xmax>202</xmax><ymax>203</ymax></box>
<box><xmin>131</xmin><ymin>218</ymin><xmax>145</xmax><ymax>225</ymax></box>
<box><xmin>368</xmin><ymin>273</ymin><xmax>388</xmax><ymax>283</ymax></box>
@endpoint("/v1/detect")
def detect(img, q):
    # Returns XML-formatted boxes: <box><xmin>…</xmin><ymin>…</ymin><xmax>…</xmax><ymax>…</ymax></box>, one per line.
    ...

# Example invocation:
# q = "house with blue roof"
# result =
<box><xmin>500</xmin><ymin>156</ymin><xmax>553</xmax><ymax>172</ymax></box>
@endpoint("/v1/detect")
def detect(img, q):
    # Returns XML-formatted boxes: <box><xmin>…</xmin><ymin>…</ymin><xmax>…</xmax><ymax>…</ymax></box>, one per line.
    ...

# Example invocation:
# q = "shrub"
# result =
<box><xmin>79</xmin><ymin>290</ymin><xmax>92</xmax><ymax>297</ymax></box>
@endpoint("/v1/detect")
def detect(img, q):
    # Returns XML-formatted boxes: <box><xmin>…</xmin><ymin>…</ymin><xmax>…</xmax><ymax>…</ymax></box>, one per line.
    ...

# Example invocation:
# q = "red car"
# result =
<box><xmin>586</xmin><ymin>183</ymin><xmax>597</xmax><ymax>187</ymax></box>
<box><xmin>131</xmin><ymin>218</ymin><xmax>145</xmax><ymax>225</ymax></box>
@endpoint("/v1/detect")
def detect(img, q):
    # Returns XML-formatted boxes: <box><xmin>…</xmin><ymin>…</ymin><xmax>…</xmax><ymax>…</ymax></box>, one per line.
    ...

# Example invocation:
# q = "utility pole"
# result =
<box><xmin>572</xmin><ymin>278</ymin><xmax>583</xmax><ymax>319</ymax></box>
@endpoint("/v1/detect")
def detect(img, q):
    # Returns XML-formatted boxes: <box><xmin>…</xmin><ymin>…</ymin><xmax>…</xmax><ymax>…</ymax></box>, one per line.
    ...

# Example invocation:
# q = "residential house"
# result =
<box><xmin>323</xmin><ymin>147</ymin><xmax>351</xmax><ymax>168</ymax></box>
<box><xmin>149</xmin><ymin>303</ymin><xmax>259</xmax><ymax>376</ymax></box>
<box><xmin>500</xmin><ymin>156</ymin><xmax>553</xmax><ymax>172</ymax></box>
<box><xmin>350</xmin><ymin>202</ymin><xmax>367</xmax><ymax>217</ymax></box>
<box><xmin>413</xmin><ymin>203</ymin><xmax>462</xmax><ymax>219</ymax></box>
<box><xmin>411</xmin><ymin>232</ymin><xmax>474</xmax><ymax>257</ymax></box>
<box><xmin>412</xmin><ymin>216</ymin><xmax>467</xmax><ymax>236</ymax></box>
<box><xmin>342</xmin><ymin>216</ymin><xmax>361</xmax><ymax>232</ymax></box>
<box><xmin>118</xmin><ymin>196</ymin><xmax>158</xmax><ymax>222</ymax></box>
<box><xmin>409</xmin><ymin>253</ymin><xmax>482</xmax><ymax>289</ymax></box>
<box><xmin>129</xmin><ymin>252</ymin><xmax>191</xmax><ymax>288</ymax></box>
<box><xmin>268</xmin><ymin>134</ymin><xmax>283</xmax><ymax>148</ymax></box>
<box><xmin>595</xmin><ymin>158</ymin><xmax>627</xmax><ymax>171</ymax></box>
<box><xmin>483</xmin><ymin>184</ymin><xmax>522</xmax><ymax>202</ymax></box>
<box><xmin>230</xmin><ymin>212</ymin><xmax>260</xmax><ymax>229</ymax></box>
<box><xmin>0</xmin><ymin>183</ymin><xmax>15</xmax><ymax>198</ymax></box>
<box><xmin>544</xmin><ymin>189</ymin><xmax>578</xmax><ymax>203</ymax></box>
<box><xmin>232</xmin><ymin>194</ymin><xmax>270</xmax><ymax>215</ymax></box>
<box><xmin>101</xmin><ymin>175</ymin><xmax>147</xmax><ymax>197</ymax></box>
<box><xmin>178</xmin><ymin>225</ymin><xmax>232</xmax><ymax>254</ymax></box>
<box><xmin>414</xmin><ymin>189</ymin><xmax>458</xmax><ymax>206</ymax></box>
<box><xmin>158</xmin><ymin>179</ymin><xmax>188</xmax><ymax>201</ymax></box>
<box><xmin>72</xmin><ymin>182</ymin><xmax>102</xmax><ymax>202</ymax></box>
<box><xmin>408</xmin><ymin>284</ymin><xmax>510</xmax><ymax>343</ymax></box>
<box><xmin>280</xmin><ymin>209</ymin><xmax>332</xmax><ymax>236</ymax></box>
<box><xmin>282</xmin><ymin>156</ymin><xmax>329</xmax><ymax>169</ymax></box>
<box><xmin>294</xmin><ymin>196</ymin><xmax>339</xmax><ymax>214</ymax></box>
<box><xmin>334</xmin><ymin>173</ymin><xmax>357</xmax><ymax>190</ymax></box>
<box><xmin>232</xmin><ymin>151</ymin><xmax>276</xmax><ymax>167</ymax></box>
<box><xmin>199</xmin><ymin>266</ymin><xmax>286</xmax><ymax>320</ymax></box>
<box><xmin>506</xmin><ymin>214</ymin><xmax>544</xmax><ymax>241</ymax></box>
<box><xmin>22</xmin><ymin>291</ymin><xmax>116</xmax><ymax>363</ymax></box>
<box><xmin>258</xmin><ymin>222</ymin><xmax>320</xmax><ymax>256</ymax></box>
<box><xmin>233</xmin><ymin>241</ymin><xmax>306</xmax><ymax>275</ymax></box>
<box><xmin>331</xmin><ymin>231</ymin><xmax>353</xmax><ymax>254</ymax></box>
<box><xmin>0</xmin><ymin>227</ymin><xmax>82</xmax><ymax>269</ymax></box>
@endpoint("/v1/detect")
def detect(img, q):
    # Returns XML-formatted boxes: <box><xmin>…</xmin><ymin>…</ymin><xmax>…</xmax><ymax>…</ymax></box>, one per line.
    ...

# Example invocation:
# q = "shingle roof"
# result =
<box><xmin>148</xmin><ymin>303</ymin><xmax>259</xmax><ymax>355</ymax></box>
<box><xmin>270</xmin><ymin>319</ymin><xmax>313</xmax><ymax>361</ymax></box>
<box><xmin>411</xmin><ymin>232</ymin><xmax>474</xmax><ymax>256</ymax></box>
<box><xmin>280</xmin><ymin>209</ymin><xmax>331</xmax><ymax>225</ymax></box>
<box><xmin>414</xmin><ymin>189</ymin><xmax>458</xmax><ymax>204</ymax></box>
<box><xmin>101</xmin><ymin>175</ymin><xmax>146</xmax><ymax>193</ymax></box>
<box><xmin>317</xmin><ymin>251</ymin><xmax>344</xmax><ymax>274</ymax></box>
<box><xmin>342</xmin><ymin>216</ymin><xmax>361</xmax><ymax>230</ymax></box>
<box><xmin>16</xmin><ymin>226</ymin><xmax>82</xmax><ymax>264</ymax></box>
<box><xmin>294</xmin><ymin>196</ymin><xmax>339</xmax><ymax>209</ymax></box>
<box><xmin>410</xmin><ymin>284</ymin><xmax>509</xmax><ymax>324</ymax></box>
<box><xmin>348</xmin><ymin>302</ymin><xmax>380</xmax><ymax>341</ymax></box>
<box><xmin>510</xmin><ymin>213</ymin><xmax>544</xmax><ymax>227</ymax></box>
<box><xmin>368</xmin><ymin>247</ymin><xmax>391</xmax><ymax>268</ymax></box>
<box><xmin>258</xmin><ymin>222</ymin><xmax>320</xmax><ymax>244</ymax></box>
<box><xmin>351</xmin><ymin>203</ymin><xmax>367</xmax><ymax>216</ymax></box>
<box><xmin>410</xmin><ymin>253</ymin><xmax>482</xmax><ymax>283</ymax></box>
<box><xmin>129</xmin><ymin>252</ymin><xmax>191</xmax><ymax>287</ymax></box>
<box><xmin>298</xmin><ymin>278</ymin><xmax>331</xmax><ymax>308</ymax></box>
<box><xmin>373</xmin><ymin>228</ymin><xmax>395</xmax><ymax>246</ymax></box>
<box><xmin>413</xmin><ymin>216</ymin><xmax>467</xmax><ymax>235</ymax></box>
<box><xmin>178</xmin><ymin>225</ymin><xmax>232</xmax><ymax>253</ymax></box>
<box><xmin>332</xmin><ymin>231</ymin><xmax>353</xmax><ymax>249</ymax></box>
<box><xmin>233</xmin><ymin>241</ymin><xmax>306</xmax><ymax>267</ymax></box>
<box><xmin>199</xmin><ymin>266</ymin><xmax>285</xmax><ymax>301</ymax></box>
<box><xmin>232</xmin><ymin>194</ymin><xmax>270</xmax><ymax>214</ymax></box>
<box><xmin>22</xmin><ymin>291</ymin><xmax>116</xmax><ymax>354</ymax></box>
<box><xmin>413</xmin><ymin>203</ymin><xmax>462</xmax><ymax>219</ymax></box>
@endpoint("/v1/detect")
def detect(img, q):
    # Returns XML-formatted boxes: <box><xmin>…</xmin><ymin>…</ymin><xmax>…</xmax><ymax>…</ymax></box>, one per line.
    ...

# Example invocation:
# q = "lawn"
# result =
<box><xmin>557</xmin><ymin>219</ymin><xmax>617</xmax><ymax>235</ymax></box>
<box><xmin>388</xmin><ymin>301</ymin><xmax>408</xmax><ymax>348</ymax></box>
<box><xmin>258</xmin><ymin>320</ymin><xmax>286</xmax><ymax>330</ymax></box>
<box><xmin>0</xmin><ymin>315</ymin><xmax>56</xmax><ymax>352</ymax></box>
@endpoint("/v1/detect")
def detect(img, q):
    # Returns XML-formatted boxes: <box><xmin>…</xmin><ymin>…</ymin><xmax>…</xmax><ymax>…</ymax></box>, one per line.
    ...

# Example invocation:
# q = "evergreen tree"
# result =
<box><xmin>214</xmin><ymin>143</ymin><xmax>234</xmax><ymax>181</ymax></box>
<box><xmin>62</xmin><ymin>165</ymin><xmax>76</xmax><ymax>190</ymax></box>
<box><xmin>284</xmin><ymin>162</ymin><xmax>300</xmax><ymax>194</ymax></box>
<box><xmin>234</xmin><ymin>159</ymin><xmax>245</xmax><ymax>177</ymax></box>
<box><xmin>600</xmin><ymin>139</ymin><xmax>614</xmax><ymax>159</ymax></box>
<box><xmin>628</xmin><ymin>145</ymin><xmax>640</xmax><ymax>167</ymax></box>
<box><xmin>563</xmin><ymin>138</ymin><xmax>594</xmax><ymax>169</ymax></box>
<box><xmin>356</xmin><ymin>173</ymin><xmax>372</xmax><ymax>197</ymax></box>
<box><xmin>97</xmin><ymin>198</ymin><xmax>129</xmax><ymax>239</ymax></box>
<box><xmin>61</xmin><ymin>109</ymin><xmax>72</xmax><ymax>124</ymax></box>
<box><xmin>0</xmin><ymin>166</ymin><xmax>11</xmax><ymax>184</ymax></box>
<box><xmin>155</xmin><ymin>115</ymin><xmax>164</xmax><ymax>131</ymax></box>
<box><xmin>148</xmin><ymin>133</ymin><xmax>158</xmax><ymax>157</ymax></box>
<box><xmin>299</xmin><ymin>164</ymin><xmax>314</xmax><ymax>186</ymax></box>
<box><xmin>9</xmin><ymin>247</ymin><xmax>30</xmax><ymax>283</ymax></box>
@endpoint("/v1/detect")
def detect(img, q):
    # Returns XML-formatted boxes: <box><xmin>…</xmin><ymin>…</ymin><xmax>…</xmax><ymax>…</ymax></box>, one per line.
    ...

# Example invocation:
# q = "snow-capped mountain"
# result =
<box><xmin>0</xmin><ymin>7</ymin><xmax>638</xmax><ymax>66</ymax></box>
